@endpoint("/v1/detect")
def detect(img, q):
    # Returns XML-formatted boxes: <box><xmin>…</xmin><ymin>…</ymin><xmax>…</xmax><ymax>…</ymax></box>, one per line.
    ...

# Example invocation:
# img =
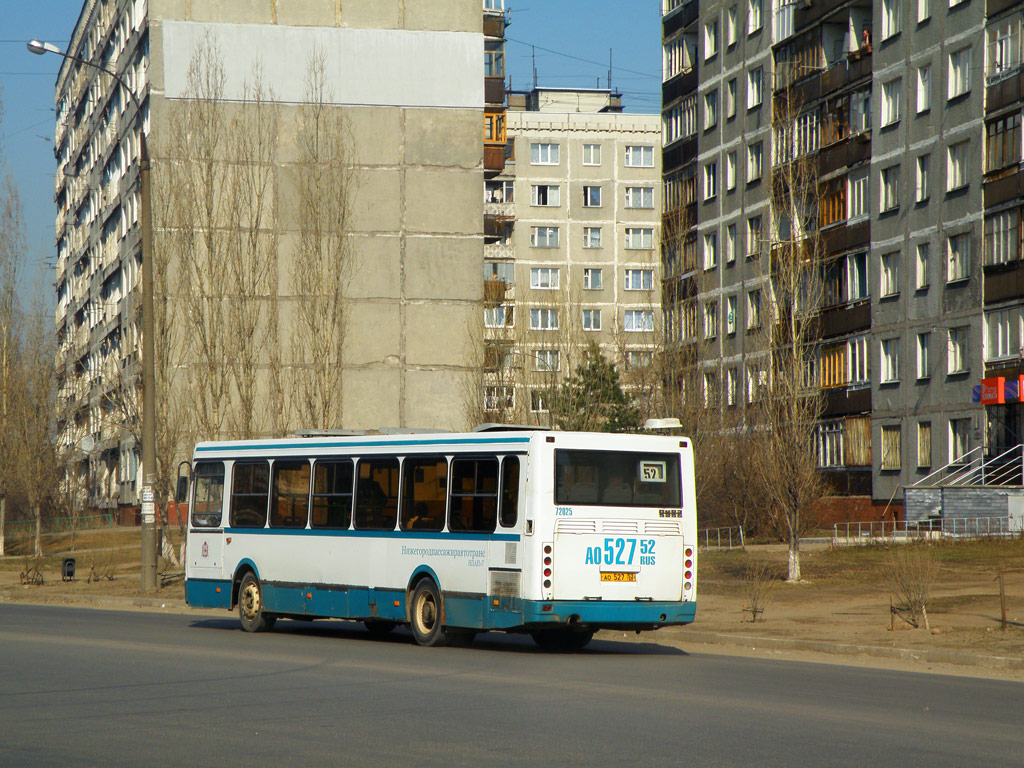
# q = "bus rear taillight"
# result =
<box><xmin>542</xmin><ymin>543</ymin><xmax>553</xmax><ymax>591</ymax></box>
<box><xmin>684</xmin><ymin>546</ymin><xmax>695</xmax><ymax>592</ymax></box>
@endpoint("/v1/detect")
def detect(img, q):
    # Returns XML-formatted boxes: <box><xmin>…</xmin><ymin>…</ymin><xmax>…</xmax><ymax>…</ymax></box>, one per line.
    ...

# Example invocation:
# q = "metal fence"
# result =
<box><xmin>698</xmin><ymin>526</ymin><xmax>745</xmax><ymax>550</ymax></box>
<box><xmin>832</xmin><ymin>517</ymin><xmax>1022</xmax><ymax>546</ymax></box>
<box><xmin>4</xmin><ymin>512</ymin><xmax>116</xmax><ymax>537</ymax></box>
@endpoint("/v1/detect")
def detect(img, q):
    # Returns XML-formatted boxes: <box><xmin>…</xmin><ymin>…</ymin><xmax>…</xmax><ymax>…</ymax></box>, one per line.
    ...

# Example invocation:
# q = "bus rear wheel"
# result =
<box><xmin>238</xmin><ymin>572</ymin><xmax>276</xmax><ymax>633</ymax></box>
<box><xmin>409</xmin><ymin>580</ymin><xmax>450</xmax><ymax>647</ymax></box>
<box><xmin>530</xmin><ymin>628</ymin><xmax>595</xmax><ymax>652</ymax></box>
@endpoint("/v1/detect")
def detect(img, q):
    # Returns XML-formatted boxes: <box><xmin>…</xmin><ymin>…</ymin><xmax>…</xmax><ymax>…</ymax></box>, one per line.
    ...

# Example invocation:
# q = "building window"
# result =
<box><xmin>950</xmin><ymin>418</ymin><xmax>971</xmax><ymax>461</ymax></box>
<box><xmin>848</xmin><ymin>171</ymin><xmax>869</xmax><ymax>219</ymax></box>
<box><xmin>985</xmin><ymin>309</ymin><xmax>1014</xmax><ymax>361</ymax></box>
<box><xmin>582</xmin><ymin>185</ymin><xmax>602</xmax><ymax>208</ymax></box>
<box><xmin>726</xmin><ymin>223</ymin><xmax>737</xmax><ymax>263</ymax></box>
<box><xmin>881</xmin><ymin>425</ymin><xmax>902</xmax><ymax>470</ymax></box>
<box><xmin>484</xmin><ymin>386</ymin><xmax>514</xmax><ymax>411</ymax></box>
<box><xmin>704</xmin><ymin>161</ymin><xmax>718</xmax><ymax>199</ymax></box>
<box><xmin>530</xmin><ymin>142</ymin><xmax>559</xmax><ymax>165</ymax></box>
<box><xmin>747</xmin><ymin>142</ymin><xmax>763</xmax><ymax>182</ymax></box>
<box><xmin>485</xmin><ymin>260</ymin><xmax>514</xmax><ymax>286</ymax></box>
<box><xmin>748</xmin><ymin>0</ymin><xmax>763</xmax><ymax>34</ymax></box>
<box><xmin>849</xmin><ymin>335</ymin><xmax>869</xmax><ymax>384</ymax></box>
<box><xmin>531</xmin><ymin>184</ymin><xmax>560</xmax><ymax>207</ymax></box>
<box><xmin>987</xmin><ymin>16</ymin><xmax>1023</xmax><ymax>82</ymax></box>
<box><xmin>747</xmin><ymin>68</ymin><xmax>763</xmax><ymax>109</ymax></box>
<box><xmin>918</xmin><ymin>421</ymin><xmax>932</xmax><ymax>467</ymax></box>
<box><xmin>705</xmin><ymin>19</ymin><xmax>719</xmax><ymax>59</ymax></box>
<box><xmin>726</xmin><ymin>151</ymin><xmax>737</xmax><ymax>191</ymax></box>
<box><xmin>702</xmin><ymin>300</ymin><xmax>718</xmax><ymax>339</ymax></box>
<box><xmin>485</xmin><ymin>179</ymin><xmax>514</xmax><ymax>203</ymax></box>
<box><xmin>746</xmin><ymin>289</ymin><xmax>761</xmax><ymax>329</ymax></box>
<box><xmin>726</xmin><ymin>5</ymin><xmax>738</xmax><ymax>45</ymax></box>
<box><xmin>915</xmin><ymin>155</ymin><xmax>929</xmax><ymax>203</ymax></box>
<box><xmin>947</xmin><ymin>326</ymin><xmax>968</xmax><ymax>373</ymax></box>
<box><xmin>625</xmin><ymin>309</ymin><xmax>655</xmax><ymax>332</ymax></box>
<box><xmin>726</xmin><ymin>78</ymin><xmax>737</xmax><ymax>118</ymax></box>
<box><xmin>916</xmin><ymin>243</ymin><xmax>930</xmax><ymax>290</ymax></box>
<box><xmin>530</xmin><ymin>390</ymin><xmax>548</xmax><ymax>413</ymax></box>
<box><xmin>530</xmin><ymin>267</ymin><xmax>559</xmax><ymax>290</ymax></box>
<box><xmin>583</xmin><ymin>267</ymin><xmax>602</xmax><ymax>289</ymax></box>
<box><xmin>947</xmin><ymin>46</ymin><xmax>971</xmax><ymax>99</ymax></box>
<box><xmin>703</xmin><ymin>372</ymin><xmax>718</xmax><ymax>408</ymax></box>
<box><xmin>917</xmin><ymin>0</ymin><xmax>930</xmax><ymax>22</ymax></box>
<box><xmin>947</xmin><ymin>232</ymin><xmax>970</xmax><ymax>281</ymax></box>
<box><xmin>625</xmin><ymin>227</ymin><xmax>654</xmax><ymax>249</ymax></box>
<box><xmin>530</xmin><ymin>226</ymin><xmax>559</xmax><ymax>248</ymax></box>
<box><xmin>624</xmin><ymin>145</ymin><xmax>655</xmax><ymax>168</ymax></box>
<box><xmin>704</xmin><ymin>90</ymin><xmax>719</xmax><ymax>130</ymax></box>
<box><xmin>582</xmin><ymin>143</ymin><xmax>602</xmax><ymax>166</ymax></box>
<box><xmin>725</xmin><ymin>366</ymin><xmax>738</xmax><ymax>405</ymax></box>
<box><xmin>484</xmin><ymin>305</ymin><xmax>513</xmax><ymax>328</ymax></box>
<box><xmin>726</xmin><ymin>295</ymin><xmax>737</xmax><ymax>335</ymax></box>
<box><xmin>582</xmin><ymin>308</ymin><xmax>602</xmax><ymax>331</ymax></box>
<box><xmin>985</xmin><ymin>210</ymin><xmax>1020</xmax><ymax>265</ymax></box>
<box><xmin>583</xmin><ymin>227</ymin><xmax>602</xmax><ymax>249</ymax></box>
<box><xmin>881</xmin><ymin>338</ymin><xmax>900</xmax><ymax>382</ymax></box>
<box><xmin>746</xmin><ymin>215</ymin><xmax>761</xmax><ymax>257</ymax></box>
<box><xmin>625</xmin><ymin>186</ymin><xmax>654</xmax><ymax>209</ymax></box>
<box><xmin>881</xmin><ymin>252</ymin><xmax>900</xmax><ymax>296</ymax></box>
<box><xmin>625</xmin><ymin>268</ymin><xmax>655</xmax><ymax>291</ymax></box>
<box><xmin>850</xmin><ymin>88</ymin><xmax>871</xmax><ymax>134</ymax></box>
<box><xmin>986</xmin><ymin>113</ymin><xmax>1022</xmax><ymax>172</ymax></box>
<box><xmin>881</xmin><ymin>0</ymin><xmax>901</xmax><ymax>40</ymax></box>
<box><xmin>947</xmin><ymin>141</ymin><xmax>968</xmax><ymax>191</ymax></box>
<box><xmin>534</xmin><ymin>349</ymin><xmax>560</xmax><ymax>371</ymax></box>
<box><xmin>703</xmin><ymin>232</ymin><xmax>718</xmax><ymax>270</ymax></box>
<box><xmin>530</xmin><ymin>308</ymin><xmax>558</xmax><ymax>331</ymax></box>
<box><xmin>881</xmin><ymin>165</ymin><xmax>900</xmax><ymax>211</ymax></box>
<box><xmin>916</xmin><ymin>65</ymin><xmax>931</xmax><ymax>113</ymax></box>
<box><xmin>881</xmin><ymin>78</ymin><xmax>901</xmax><ymax>126</ymax></box>
<box><xmin>816</xmin><ymin>421</ymin><xmax>844</xmax><ymax>468</ymax></box>
<box><xmin>917</xmin><ymin>331</ymin><xmax>930</xmax><ymax>379</ymax></box>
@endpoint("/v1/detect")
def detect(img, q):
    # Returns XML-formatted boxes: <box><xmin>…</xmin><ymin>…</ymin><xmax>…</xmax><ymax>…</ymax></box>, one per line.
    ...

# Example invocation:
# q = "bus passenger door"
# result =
<box><xmin>186</xmin><ymin>461</ymin><xmax>229</xmax><ymax>607</ymax></box>
<box><xmin>487</xmin><ymin>455</ymin><xmax>523</xmax><ymax>628</ymax></box>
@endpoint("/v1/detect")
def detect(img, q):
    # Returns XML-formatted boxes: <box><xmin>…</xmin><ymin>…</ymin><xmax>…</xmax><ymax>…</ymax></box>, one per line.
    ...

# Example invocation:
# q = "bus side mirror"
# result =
<box><xmin>175</xmin><ymin>460</ymin><xmax>191</xmax><ymax>504</ymax></box>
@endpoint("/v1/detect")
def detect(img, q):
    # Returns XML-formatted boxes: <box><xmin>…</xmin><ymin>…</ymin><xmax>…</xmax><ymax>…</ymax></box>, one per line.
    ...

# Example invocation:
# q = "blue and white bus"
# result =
<box><xmin>183</xmin><ymin>426</ymin><xmax>697</xmax><ymax>650</ymax></box>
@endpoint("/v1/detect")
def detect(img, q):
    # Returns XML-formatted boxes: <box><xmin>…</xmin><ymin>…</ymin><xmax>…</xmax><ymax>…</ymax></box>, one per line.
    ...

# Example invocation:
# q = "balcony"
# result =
<box><xmin>819</xmin><ymin>299</ymin><xmax>870</xmax><ymax>338</ymax></box>
<box><xmin>485</xmin><ymin>76</ymin><xmax>505</xmax><ymax>105</ymax></box>
<box><xmin>662</xmin><ymin>68</ymin><xmax>698</xmax><ymax>105</ymax></box>
<box><xmin>793</xmin><ymin>0</ymin><xmax>848</xmax><ymax>31</ymax></box>
<box><xmin>983</xmin><ymin>168</ymin><xmax>1024</xmax><ymax>209</ymax></box>
<box><xmin>484</xmin><ymin>279</ymin><xmax>508</xmax><ymax>305</ymax></box>
<box><xmin>986</xmin><ymin>68</ymin><xmax>1024</xmax><ymax>113</ymax></box>
<box><xmin>822</xmin><ymin>219</ymin><xmax>869</xmax><ymax>254</ymax></box>
<box><xmin>484</xmin><ymin>213</ymin><xmax>514</xmax><ymax>242</ymax></box>
<box><xmin>821</xmin><ymin>385</ymin><xmax>871</xmax><ymax>418</ymax></box>
<box><xmin>983</xmin><ymin>258</ymin><xmax>1024</xmax><ymax>304</ymax></box>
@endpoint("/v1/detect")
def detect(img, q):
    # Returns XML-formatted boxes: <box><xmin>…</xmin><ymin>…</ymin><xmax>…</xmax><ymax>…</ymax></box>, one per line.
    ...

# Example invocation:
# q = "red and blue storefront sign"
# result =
<box><xmin>972</xmin><ymin>376</ymin><xmax>1023</xmax><ymax>404</ymax></box>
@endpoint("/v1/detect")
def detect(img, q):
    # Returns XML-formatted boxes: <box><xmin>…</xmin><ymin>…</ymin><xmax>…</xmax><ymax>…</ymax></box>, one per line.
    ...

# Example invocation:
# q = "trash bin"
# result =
<box><xmin>62</xmin><ymin>557</ymin><xmax>75</xmax><ymax>582</ymax></box>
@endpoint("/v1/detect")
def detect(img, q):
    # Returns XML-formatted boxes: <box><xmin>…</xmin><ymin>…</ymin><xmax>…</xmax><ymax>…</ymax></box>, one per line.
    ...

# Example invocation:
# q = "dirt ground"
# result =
<box><xmin>1</xmin><ymin>527</ymin><xmax>1022</xmax><ymax>679</ymax></box>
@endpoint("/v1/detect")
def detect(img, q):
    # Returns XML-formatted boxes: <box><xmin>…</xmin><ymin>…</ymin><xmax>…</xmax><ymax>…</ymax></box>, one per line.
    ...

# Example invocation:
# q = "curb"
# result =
<box><xmin>667</xmin><ymin>630</ymin><xmax>1024</xmax><ymax>671</ymax></box>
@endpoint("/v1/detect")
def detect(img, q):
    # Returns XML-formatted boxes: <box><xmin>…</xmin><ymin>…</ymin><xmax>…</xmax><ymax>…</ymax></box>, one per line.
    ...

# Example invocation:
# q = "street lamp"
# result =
<box><xmin>29</xmin><ymin>38</ymin><xmax>159</xmax><ymax>591</ymax></box>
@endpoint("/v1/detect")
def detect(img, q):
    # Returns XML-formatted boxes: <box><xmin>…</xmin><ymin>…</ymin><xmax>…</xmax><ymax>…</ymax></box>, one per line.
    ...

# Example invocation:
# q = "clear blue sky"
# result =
<box><xmin>0</xmin><ymin>1</ymin><xmax>662</xmax><ymax>301</ymax></box>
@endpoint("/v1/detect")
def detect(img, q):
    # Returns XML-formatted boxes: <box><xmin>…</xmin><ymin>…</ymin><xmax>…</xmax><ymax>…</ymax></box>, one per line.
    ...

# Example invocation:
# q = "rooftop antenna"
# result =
<box><xmin>608</xmin><ymin>48</ymin><xmax>613</xmax><ymax>91</ymax></box>
<box><xmin>532</xmin><ymin>45</ymin><xmax>537</xmax><ymax>89</ymax></box>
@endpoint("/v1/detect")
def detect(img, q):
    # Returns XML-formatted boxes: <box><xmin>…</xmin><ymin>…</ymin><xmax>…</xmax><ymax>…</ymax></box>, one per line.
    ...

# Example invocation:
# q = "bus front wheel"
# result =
<box><xmin>409</xmin><ymin>580</ymin><xmax>450</xmax><ymax>647</ymax></box>
<box><xmin>238</xmin><ymin>572</ymin><xmax>276</xmax><ymax>633</ymax></box>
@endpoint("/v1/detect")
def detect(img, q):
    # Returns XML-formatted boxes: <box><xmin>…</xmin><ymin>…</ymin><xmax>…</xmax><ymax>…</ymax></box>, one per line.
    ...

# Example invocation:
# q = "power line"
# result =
<box><xmin>506</xmin><ymin>36</ymin><xmax>659</xmax><ymax>80</ymax></box>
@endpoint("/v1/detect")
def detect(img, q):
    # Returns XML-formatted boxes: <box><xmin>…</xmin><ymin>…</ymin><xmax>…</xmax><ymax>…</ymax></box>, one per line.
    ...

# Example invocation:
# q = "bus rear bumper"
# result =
<box><xmin>521</xmin><ymin>599</ymin><xmax>696</xmax><ymax>629</ymax></box>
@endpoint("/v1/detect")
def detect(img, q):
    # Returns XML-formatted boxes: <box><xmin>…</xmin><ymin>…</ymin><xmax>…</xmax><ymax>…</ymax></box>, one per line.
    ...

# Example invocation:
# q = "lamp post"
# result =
<box><xmin>29</xmin><ymin>39</ymin><xmax>158</xmax><ymax>591</ymax></box>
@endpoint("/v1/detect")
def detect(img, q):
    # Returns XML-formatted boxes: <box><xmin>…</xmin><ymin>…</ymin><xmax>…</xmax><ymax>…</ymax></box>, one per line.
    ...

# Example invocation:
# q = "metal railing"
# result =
<box><xmin>698</xmin><ymin>526</ymin><xmax>745</xmax><ymax>550</ymax></box>
<box><xmin>913</xmin><ymin>444</ymin><xmax>1024</xmax><ymax>488</ymax></box>
<box><xmin>833</xmin><ymin>517</ymin><xmax>1021</xmax><ymax>545</ymax></box>
<box><xmin>3</xmin><ymin>512</ymin><xmax>116</xmax><ymax>537</ymax></box>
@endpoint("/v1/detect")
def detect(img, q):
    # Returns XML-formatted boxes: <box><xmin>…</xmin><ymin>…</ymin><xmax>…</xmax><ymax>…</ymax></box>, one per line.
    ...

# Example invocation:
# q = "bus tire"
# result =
<box><xmin>409</xmin><ymin>579</ymin><xmax>450</xmax><ymax>647</ymax></box>
<box><xmin>363</xmin><ymin>620</ymin><xmax>397</xmax><ymax>638</ymax></box>
<box><xmin>238</xmin><ymin>572</ymin><xmax>276</xmax><ymax>633</ymax></box>
<box><xmin>530</xmin><ymin>628</ymin><xmax>595</xmax><ymax>652</ymax></box>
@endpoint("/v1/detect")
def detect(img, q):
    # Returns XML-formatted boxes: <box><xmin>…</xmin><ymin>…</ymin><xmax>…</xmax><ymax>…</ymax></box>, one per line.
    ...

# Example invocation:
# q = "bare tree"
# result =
<box><xmin>290</xmin><ymin>47</ymin><xmax>353</xmax><ymax>430</ymax></box>
<box><xmin>747</xmin><ymin>85</ymin><xmax>829</xmax><ymax>581</ymax></box>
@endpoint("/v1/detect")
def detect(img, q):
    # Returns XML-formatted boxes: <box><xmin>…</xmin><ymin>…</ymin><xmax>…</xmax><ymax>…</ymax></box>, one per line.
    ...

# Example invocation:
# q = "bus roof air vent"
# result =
<box><xmin>472</xmin><ymin>423</ymin><xmax>551</xmax><ymax>432</ymax></box>
<box><xmin>293</xmin><ymin>429</ymin><xmax>368</xmax><ymax>437</ymax></box>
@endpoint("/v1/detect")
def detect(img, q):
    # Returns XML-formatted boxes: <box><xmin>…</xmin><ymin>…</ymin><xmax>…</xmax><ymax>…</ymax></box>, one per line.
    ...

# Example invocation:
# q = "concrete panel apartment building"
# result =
<box><xmin>661</xmin><ymin>0</ymin><xmax>1024</xmax><ymax>516</ymax></box>
<box><xmin>53</xmin><ymin>0</ymin><xmax>483</xmax><ymax>509</ymax></box>
<box><xmin>481</xmin><ymin>86</ymin><xmax>662</xmax><ymax>423</ymax></box>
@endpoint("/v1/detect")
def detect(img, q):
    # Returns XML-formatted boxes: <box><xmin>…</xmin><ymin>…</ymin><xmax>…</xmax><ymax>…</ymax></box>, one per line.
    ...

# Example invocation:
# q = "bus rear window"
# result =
<box><xmin>555</xmin><ymin>450</ymin><xmax>681</xmax><ymax>508</ymax></box>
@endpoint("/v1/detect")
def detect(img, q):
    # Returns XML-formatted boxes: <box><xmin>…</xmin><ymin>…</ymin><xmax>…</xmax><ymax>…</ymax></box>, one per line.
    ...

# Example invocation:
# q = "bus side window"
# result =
<box><xmin>311</xmin><ymin>460</ymin><xmax>353</xmax><ymax>529</ymax></box>
<box><xmin>355</xmin><ymin>458</ymin><xmax>400</xmax><ymax>530</ymax></box>
<box><xmin>231</xmin><ymin>461</ymin><xmax>270</xmax><ymax>528</ymax></box>
<box><xmin>191</xmin><ymin>462</ymin><xmax>225</xmax><ymax>528</ymax></box>
<box><xmin>400</xmin><ymin>456</ymin><xmax>447</xmax><ymax>532</ymax></box>
<box><xmin>499</xmin><ymin>456</ymin><xmax>520</xmax><ymax>528</ymax></box>
<box><xmin>271</xmin><ymin>459</ymin><xmax>311</xmax><ymax>529</ymax></box>
<box><xmin>449</xmin><ymin>457</ymin><xmax>498</xmax><ymax>533</ymax></box>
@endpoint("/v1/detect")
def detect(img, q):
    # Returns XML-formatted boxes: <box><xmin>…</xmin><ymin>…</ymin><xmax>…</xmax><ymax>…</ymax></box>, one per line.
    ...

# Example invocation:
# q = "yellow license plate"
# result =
<box><xmin>600</xmin><ymin>572</ymin><xmax>637</xmax><ymax>582</ymax></box>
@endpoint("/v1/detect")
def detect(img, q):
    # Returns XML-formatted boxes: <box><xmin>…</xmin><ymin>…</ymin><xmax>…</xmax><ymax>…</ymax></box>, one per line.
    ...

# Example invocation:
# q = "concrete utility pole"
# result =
<box><xmin>28</xmin><ymin>39</ymin><xmax>159</xmax><ymax>591</ymax></box>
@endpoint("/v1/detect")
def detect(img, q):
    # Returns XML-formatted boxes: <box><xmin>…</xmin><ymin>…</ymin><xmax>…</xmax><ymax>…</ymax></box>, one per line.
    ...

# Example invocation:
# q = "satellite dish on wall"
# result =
<box><xmin>80</xmin><ymin>436</ymin><xmax>95</xmax><ymax>453</ymax></box>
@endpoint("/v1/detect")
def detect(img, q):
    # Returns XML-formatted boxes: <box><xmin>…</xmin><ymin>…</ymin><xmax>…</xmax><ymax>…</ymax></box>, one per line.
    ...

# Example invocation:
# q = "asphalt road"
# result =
<box><xmin>0</xmin><ymin>604</ymin><xmax>1022</xmax><ymax>767</ymax></box>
